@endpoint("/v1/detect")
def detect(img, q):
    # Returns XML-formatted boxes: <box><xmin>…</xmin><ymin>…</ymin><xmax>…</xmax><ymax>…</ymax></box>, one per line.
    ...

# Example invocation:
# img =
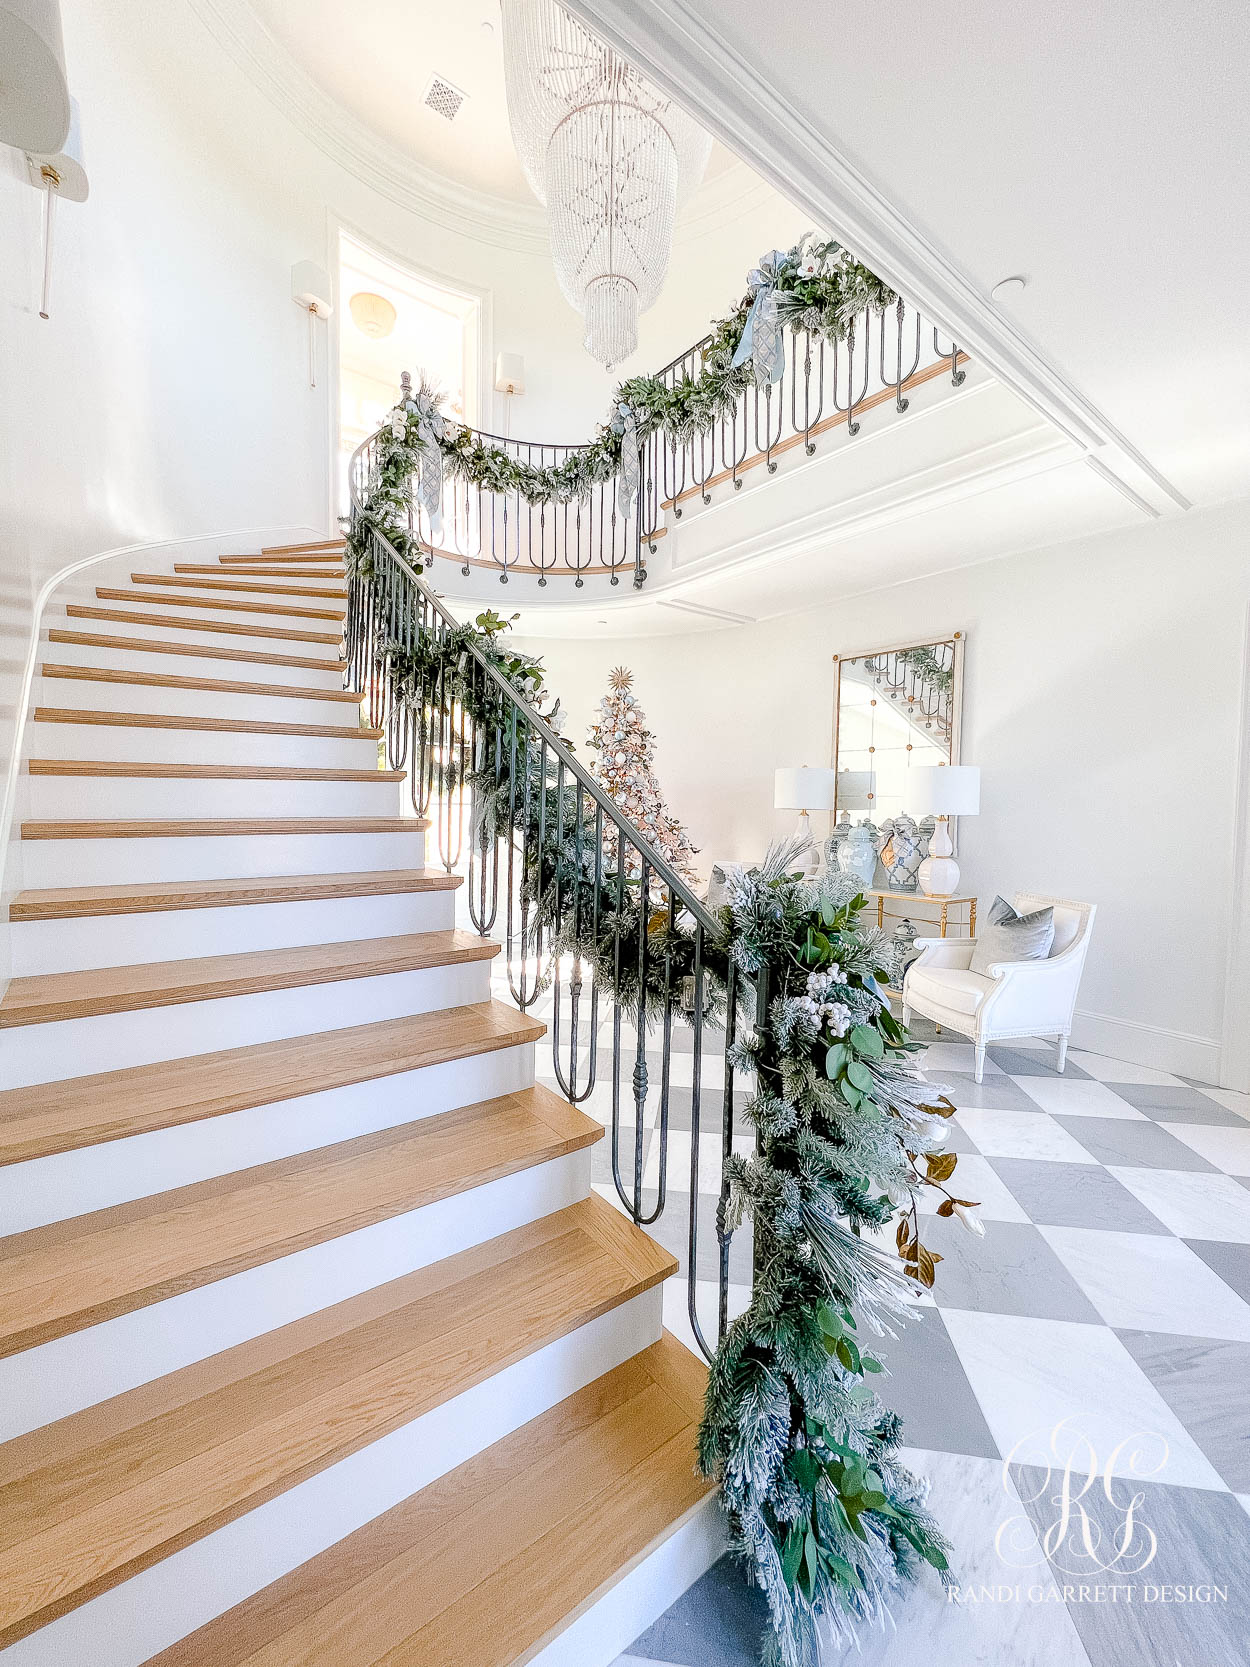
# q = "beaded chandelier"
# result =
<box><xmin>501</xmin><ymin>0</ymin><xmax>711</xmax><ymax>370</ymax></box>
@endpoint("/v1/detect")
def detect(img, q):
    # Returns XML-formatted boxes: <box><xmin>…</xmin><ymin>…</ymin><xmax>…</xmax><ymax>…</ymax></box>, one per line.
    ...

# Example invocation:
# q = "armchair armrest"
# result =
<box><xmin>908</xmin><ymin>937</ymin><xmax>976</xmax><ymax>972</ymax></box>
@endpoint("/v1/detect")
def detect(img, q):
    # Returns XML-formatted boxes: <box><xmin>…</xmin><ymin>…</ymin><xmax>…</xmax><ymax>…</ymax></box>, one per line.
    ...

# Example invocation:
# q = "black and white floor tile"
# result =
<box><xmin>503</xmin><ymin>968</ymin><xmax>1250</xmax><ymax>1665</ymax></box>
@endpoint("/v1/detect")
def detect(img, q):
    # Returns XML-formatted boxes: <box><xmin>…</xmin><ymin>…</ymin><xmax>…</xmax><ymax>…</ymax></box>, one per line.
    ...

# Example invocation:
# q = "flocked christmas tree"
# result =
<box><xmin>588</xmin><ymin>667</ymin><xmax>698</xmax><ymax>880</ymax></box>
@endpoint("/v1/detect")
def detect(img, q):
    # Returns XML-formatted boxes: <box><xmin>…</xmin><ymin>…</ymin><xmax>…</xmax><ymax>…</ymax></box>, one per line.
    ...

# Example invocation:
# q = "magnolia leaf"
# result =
<box><xmin>925</xmin><ymin>1153</ymin><xmax>958</xmax><ymax>1184</ymax></box>
<box><xmin>895</xmin><ymin>1217</ymin><xmax>910</xmax><ymax>1250</ymax></box>
<box><xmin>915</xmin><ymin>1245</ymin><xmax>937</xmax><ymax>1288</ymax></box>
<box><xmin>936</xmin><ymin>1198</ymin><xmax>956</xmax><ymax>1217</ymax></box>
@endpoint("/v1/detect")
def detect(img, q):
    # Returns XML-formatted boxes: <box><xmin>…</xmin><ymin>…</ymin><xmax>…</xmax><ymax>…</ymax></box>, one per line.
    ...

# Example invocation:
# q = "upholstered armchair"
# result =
<box><xmin>901</xmin><ymin>893</ymin><xmax>1097</xmax><ymax>1083</ymax></box>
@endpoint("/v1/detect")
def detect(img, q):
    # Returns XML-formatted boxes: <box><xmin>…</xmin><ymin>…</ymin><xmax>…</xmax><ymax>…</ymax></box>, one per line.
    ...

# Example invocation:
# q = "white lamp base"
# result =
<box><xmin>918</xmin><ymin>816</ymin><xmax>960</xmax><ymax>897</ymax></box>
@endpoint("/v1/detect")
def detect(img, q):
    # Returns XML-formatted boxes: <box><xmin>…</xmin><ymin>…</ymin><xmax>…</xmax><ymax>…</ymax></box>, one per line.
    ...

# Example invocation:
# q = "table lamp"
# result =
<box><xmin>775</xmin><ymin>766</ymin><xmax>838</xmax><ymax>871</ymax></box>
<box><xmin>908</xmin><ymin>765</ymin><xmax>980</xmax><ymax>897</ymax></box>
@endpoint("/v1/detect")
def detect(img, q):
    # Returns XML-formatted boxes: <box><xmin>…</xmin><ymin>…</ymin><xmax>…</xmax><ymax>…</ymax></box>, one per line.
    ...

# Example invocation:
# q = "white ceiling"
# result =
<box><xmin>244</xmin><ymin>0</ymin><xmax>735</xmax><ymax>203</ymax></box>
<box><xmin>566</xmin><ymin>0</ymin><xmax>1250</xmax><ymax>515</ymax></box>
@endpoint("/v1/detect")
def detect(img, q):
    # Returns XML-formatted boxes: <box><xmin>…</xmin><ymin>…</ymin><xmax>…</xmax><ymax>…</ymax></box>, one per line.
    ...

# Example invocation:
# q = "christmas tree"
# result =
<box><xmin>588</xmin><ymin>667</ymin><xmax>698</xmax><ymax>880</ymax></box>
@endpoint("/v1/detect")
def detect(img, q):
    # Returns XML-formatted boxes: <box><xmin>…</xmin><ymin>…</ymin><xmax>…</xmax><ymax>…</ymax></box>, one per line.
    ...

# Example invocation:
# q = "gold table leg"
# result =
<box><xmin>940</xmin><ymin>902</ymin><xmax>949</xmax><ymax>937</ymax></box>
<box><xmin>969</xmin><ymin>899</ymin><xmax>977</xmax><ymax>935</ymax></box>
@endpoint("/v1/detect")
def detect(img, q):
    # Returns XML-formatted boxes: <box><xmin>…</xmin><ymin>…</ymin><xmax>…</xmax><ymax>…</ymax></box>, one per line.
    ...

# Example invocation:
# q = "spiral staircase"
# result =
<box><xmin>0</xmin><ymin>538</ymin><xmax>721</xmax><ymax>1667</ymax></box>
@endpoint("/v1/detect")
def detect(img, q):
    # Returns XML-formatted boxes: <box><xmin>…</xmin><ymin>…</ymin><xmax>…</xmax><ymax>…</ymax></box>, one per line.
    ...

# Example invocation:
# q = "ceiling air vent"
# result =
<box><xmin>423</xmin><ymin>75</ymin><xmax>467</xmax><ymax>122</ymax></box>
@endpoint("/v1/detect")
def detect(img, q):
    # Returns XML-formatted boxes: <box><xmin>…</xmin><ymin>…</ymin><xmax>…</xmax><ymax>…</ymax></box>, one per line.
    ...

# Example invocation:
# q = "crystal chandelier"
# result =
<box><xmin>501</xmin><ymin>0</ymin><xmax>711</xmax><ymax>370</ymax></box>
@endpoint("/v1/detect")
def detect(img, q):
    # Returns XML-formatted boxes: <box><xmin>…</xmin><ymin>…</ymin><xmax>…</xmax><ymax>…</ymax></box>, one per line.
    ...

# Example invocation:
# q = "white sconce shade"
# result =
<box><xmin>349</xmin><ymin>291</ymin><xmax>397</xmax><ymax>339</ymax></box>
<box><xmin>24</xmin><ymin>93</ymin><xmax>86</xmax><ymax>198</ymax></box>
<box><xmin>908</xmin><ymin>764</ymin><xmax>981</xmax><ymax>817</ymax></box>
<box><xmin>291</xmin><ymin>261</ymin><xmax>333</xmax><ymax>318</ymax></box>
<box><xmin>775</xmin><ymin>766</ymin><xmax>839</xmax><ymax>811</ymax></box>
<box><xmin>0</xmin><ymin>0</ymin><xmax>70</xmax><ymax>153</ymax></box>
<box><xmin>494</xmin><ymin>352</ymin><xmax>526</xmax><ymax>395</ymax></box>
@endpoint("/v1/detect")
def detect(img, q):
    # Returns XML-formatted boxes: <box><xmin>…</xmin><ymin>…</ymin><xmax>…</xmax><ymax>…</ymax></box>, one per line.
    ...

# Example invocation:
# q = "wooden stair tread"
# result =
<box><xmin>0</xmin><ymin>1085</ymin><xmax>602</xmax><ymax>1358</ymax></box>
<box><xmin>145</xmin><ymin>1334</ymin><xmax>710</xmax><ymax>1667</ymax></box>
<box><xmin>0</xmin><ymin>1000</ymin><xmax>545</xmax><ymax>1164</ymax></box>
<box><xmin>95</xmin><ymin>589</ymin><xmax>345</xmax><ymax>622</ymax></box>
<box><xmin>21</xmin><ymin>816</ymin><xmax>418</xmax><ymax>840</ymax></box>
<box><xmin>10</xmin><ymin>866</ymin><xmax>450</xmax><ymax>920</ymax></box>
<box><xmin>66</xmin><ymin>606</ymin><xmax>343</xmax><ymax>646</ymax></box>
<box><xmin>132</xmin><ymin>574</ymin><xmax>347</xmax><ymax>600</ymax></box>
<box><xmin>47</xmin><ymin>628</ymin><xmax>348</xmax><ymax>674</ymax></box>
<box><xmin>0</xmin><ymin>928</ymin><xmax>492</xmax><ymax>1028</ymax></box>
<box><xmin>34</xmin><ymin>708</ymin><xmax>381</xmax><ymax>739</ymax></box>
<box><xmin>174</xmin><ymin>564</ymin><xmax>346</xmax><ymax>579</ymax></box>
<box><xmin>41</xmin><ymin>662</ymin><xmax>361</xmax><ymax>704</ymax></box>
<box><xmin>0</xmin><ymin>1197</ymin><xmax>676</xmax><ymax>1649</ymax></box>
<box><xmin>26</xmin><ymin>762</ymin><xmax>403</xmax><ymax>784</ymax></box>
<box><xmin>254</xmin><ymin>540</ymin><xmax>346</xmax><ymax>556</ymax></box>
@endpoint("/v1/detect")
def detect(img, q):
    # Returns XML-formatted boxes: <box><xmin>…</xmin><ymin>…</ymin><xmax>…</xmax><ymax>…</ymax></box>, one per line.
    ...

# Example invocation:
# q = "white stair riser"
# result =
<box><xmin>43</xmin><ymin>637</ymin><xmax>348</xmax><ymax>689</ymax></box>
<box><xmin>0</xmin><ymin>1145</ymin><xmax>592</xmax><ymax>1438</ymax></box>
<box><xmin>531</xmin><ymin>1497</ymin><xmax>725</xmax><ymax>1667</ymax></box>
<box><xmin>33</xmin><ymin>718</ymin><xmax>380</xmax><ymax>769</ymax></box>
<box><xmin>0</xmin><ymin>1039</ymin><xmax>536</xmax><ymax>1231</ymax></box>
<box><xmin>38</xmin><ymin>673</ymin><xmax>361</xmax><ymax>727</ymax></box>
<box><xmin>64</xmin><ymin>609</ymin><xmax>344</xmax><ymax>657</ymax></box>
<box><xmin>20</xmin><ymin>828</ymin><xmax>425</xmax><ymax>886</ymax></box>
<box><xmin>92</xmin><ymin>596</ymin><xmax>346</xmax><ymax>632</ymax></box>
<box><xmin>0</xmin><ymin>955</ymin><xmax>493</xmax><ymax>1089</ymax></box>
<box><xmin>10</xmin><ymin>886</ymin><xmax>455</xmax><ymax>976</ymax></box>
<box><xmin>27</xmin><ymin>773</ymin><xmax>404</xmax><ymax>822</ymax></box>
<box><xmin>0</xmin><ymin>1287</ymin><xmax>661</xmax><ymax>1667</ymax></box>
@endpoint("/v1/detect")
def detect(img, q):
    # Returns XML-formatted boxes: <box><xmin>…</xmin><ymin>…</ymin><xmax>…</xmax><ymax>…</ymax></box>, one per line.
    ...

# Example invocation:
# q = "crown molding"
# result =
<box><xmin>185</xmin><ymin>0</ymin><xmax>552</xmax><ymax>251</ymax></box>
<box><xmin>563</xmin><ymin>0</ymin><xmax>1190</xmax><ymax>518</ymax></box>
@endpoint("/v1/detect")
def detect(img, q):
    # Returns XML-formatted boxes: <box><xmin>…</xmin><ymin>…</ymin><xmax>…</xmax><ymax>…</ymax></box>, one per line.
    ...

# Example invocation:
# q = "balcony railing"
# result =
<box><xmin>351</xmin><ymin>298</ymin><xmax>968</xmax><ymax>591</ymax></box>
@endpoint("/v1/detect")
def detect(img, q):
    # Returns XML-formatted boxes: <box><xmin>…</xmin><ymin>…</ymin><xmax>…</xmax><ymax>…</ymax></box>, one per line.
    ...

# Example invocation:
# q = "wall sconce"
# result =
<box><xmin>24</xmin><ymin>94</ymin><xmax>86</xmax><ymax>320</ymax></box>
<box><xmin>291</xmin><ymin>261</ymin><xmax>333</xmax><ymax>388</ymax></box>
<box><xmin>0</xmin><ymin>0</ymin><xmax>70</xmax><ymax>152</ymax></box>
<box><xmin>494</xmin><ymin>351</ymin><xmax>525</xmax><ymax>430</ymax></box>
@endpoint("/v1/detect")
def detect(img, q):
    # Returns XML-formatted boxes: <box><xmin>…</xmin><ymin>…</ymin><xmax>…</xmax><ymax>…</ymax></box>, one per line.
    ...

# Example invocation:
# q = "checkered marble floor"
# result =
<box><xmin>517</xmin><ymin>985</ymin><xmax>1250</xmax><ymax>1666</ymax></box>
<box><xmin>484</xmin><ymin>941</ymin><xmax>1250</xmax><ymax>1664</ymax></box>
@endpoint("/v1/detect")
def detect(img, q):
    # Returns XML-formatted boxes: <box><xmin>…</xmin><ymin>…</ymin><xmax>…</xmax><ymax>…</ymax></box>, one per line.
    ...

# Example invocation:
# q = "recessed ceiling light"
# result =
<box><xmin>991</xmin><ymin>275</ymin><xmax>1028</xmax><ymax>303</ymax></box>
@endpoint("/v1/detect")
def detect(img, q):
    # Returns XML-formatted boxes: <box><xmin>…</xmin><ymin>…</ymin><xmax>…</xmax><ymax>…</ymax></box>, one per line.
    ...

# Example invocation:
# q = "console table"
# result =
<box><xmin>868</xmin><ymin>889</ymin><xmax>977</xmax><ymax>939</ymax></box>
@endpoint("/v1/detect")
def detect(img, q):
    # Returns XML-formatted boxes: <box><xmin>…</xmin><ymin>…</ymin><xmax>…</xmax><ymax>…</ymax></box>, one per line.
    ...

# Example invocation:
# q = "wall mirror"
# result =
<box><xmin>831</xmin><ymin>633</ymin><xmax>965</xmax><ymax>835</ymax></box>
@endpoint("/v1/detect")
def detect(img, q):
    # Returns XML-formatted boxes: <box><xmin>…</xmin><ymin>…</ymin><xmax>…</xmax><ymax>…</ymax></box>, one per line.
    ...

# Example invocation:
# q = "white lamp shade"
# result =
<box><xmin>25</xmin><ymin>92</ymin><xmax>86</xmax><ymax>200</ymax></box>
<box><xmin>291</xmin><ymin>261</ymin><xmax>333</xmax><ymax>317</ymax></box>
<box><xmin>775</xmin><ymin>766</ymin><xmax>839</xmax><ymax>812</ymax></box>
<box><xmin>0</xmin><ymin>0</ymin><xmax>69</xmax><ymax>153</ymax></box>
<box><xmin>909</xmin><ymin>764</ymin><xmax>980</xmax><ymax>816</ymax></box>
<box><xmin>494</xmin><ymin>352</ymin><xmax>526</xmax><ymax>395</ymax></box>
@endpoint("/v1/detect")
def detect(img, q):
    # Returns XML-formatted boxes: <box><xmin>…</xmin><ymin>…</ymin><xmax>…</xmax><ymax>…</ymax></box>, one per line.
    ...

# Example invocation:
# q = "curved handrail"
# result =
<box><xmin>348</xmin><ymin>435</ymin><xmax>722</xmax><ymax>939</ymax></box>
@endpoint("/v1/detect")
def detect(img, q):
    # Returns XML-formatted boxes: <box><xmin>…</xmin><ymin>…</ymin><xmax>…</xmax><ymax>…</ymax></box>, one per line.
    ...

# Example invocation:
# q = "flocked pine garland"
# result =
<box><xmin>344</xmin><ymin>233</ymin><xmax>897</xmax><ymax>572</ymax></box>
<box><xmin>343</xmin><ymin>547</ymin><xmax>983</xmax><ymax>1664</ymax></box>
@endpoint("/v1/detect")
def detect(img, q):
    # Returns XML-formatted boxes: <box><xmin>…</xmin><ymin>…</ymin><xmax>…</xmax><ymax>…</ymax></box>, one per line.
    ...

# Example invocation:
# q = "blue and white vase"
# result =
<box><xmin>837</xmin><ymin>820</ymin><xmax>879</xmax><ymax>888</ymax></box>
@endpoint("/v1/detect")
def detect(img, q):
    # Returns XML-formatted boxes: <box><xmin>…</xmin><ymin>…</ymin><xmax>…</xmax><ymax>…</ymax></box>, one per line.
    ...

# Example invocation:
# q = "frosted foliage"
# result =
<box><xmin>501</xmin><ymin>0</ymin><xmax>712</xmax><ymax>365</ymax></box>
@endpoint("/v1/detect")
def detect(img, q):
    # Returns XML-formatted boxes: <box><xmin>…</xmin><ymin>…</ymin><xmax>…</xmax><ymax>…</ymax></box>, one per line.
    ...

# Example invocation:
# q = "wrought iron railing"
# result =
<box><xmin>357</xmin><ymin>299</ymin><xmax>967</xmax><ymax>590</ymax></box>
<box><xmin>638</xmin><ymin>305</ymin><xmax>965</xmax><ymax>545</ymax></box>
<box><xmin>346</xmin><ymin>464</ymin><xmax>753</xmax><ymax>1358</ymax></box>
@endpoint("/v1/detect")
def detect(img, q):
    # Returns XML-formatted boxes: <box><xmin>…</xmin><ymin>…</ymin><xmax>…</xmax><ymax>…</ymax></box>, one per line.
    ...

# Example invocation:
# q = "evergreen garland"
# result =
<box><xmin>353</xmin><ymin>574</ymin><xmax>981</xmax><ymax>1666</ymax></box>
<box><xmin>344</xmin><ymin>234</ymin><xmax>897</xmax><ymax>573</ymax></box>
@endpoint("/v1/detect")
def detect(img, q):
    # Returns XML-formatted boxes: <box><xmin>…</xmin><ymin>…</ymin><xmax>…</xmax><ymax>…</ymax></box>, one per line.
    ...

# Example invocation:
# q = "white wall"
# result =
<box><xmin>517</xmin><ymin>496</ymin><xmax>1250</xmax><ymax>1083</ymax></box>
<box><xmin>0</xmin><ymin>0</ymin><xmax>802</xmax><ymax>980</ymax></box>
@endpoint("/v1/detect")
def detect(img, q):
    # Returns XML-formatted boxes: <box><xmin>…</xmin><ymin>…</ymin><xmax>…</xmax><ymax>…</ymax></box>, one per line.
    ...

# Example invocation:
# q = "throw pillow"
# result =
<box><xmin>969</xmin><ymin>895</ymin><xmax>1055</xmax><ymax>975</ymax></box>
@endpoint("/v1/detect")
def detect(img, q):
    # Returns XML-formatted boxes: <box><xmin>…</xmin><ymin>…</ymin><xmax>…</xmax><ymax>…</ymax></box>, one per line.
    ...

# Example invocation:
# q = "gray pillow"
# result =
<box><xmin>969</xmin><ymin>895</ymin><xmax>1055</xmax><ymax>975</ymax></box>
